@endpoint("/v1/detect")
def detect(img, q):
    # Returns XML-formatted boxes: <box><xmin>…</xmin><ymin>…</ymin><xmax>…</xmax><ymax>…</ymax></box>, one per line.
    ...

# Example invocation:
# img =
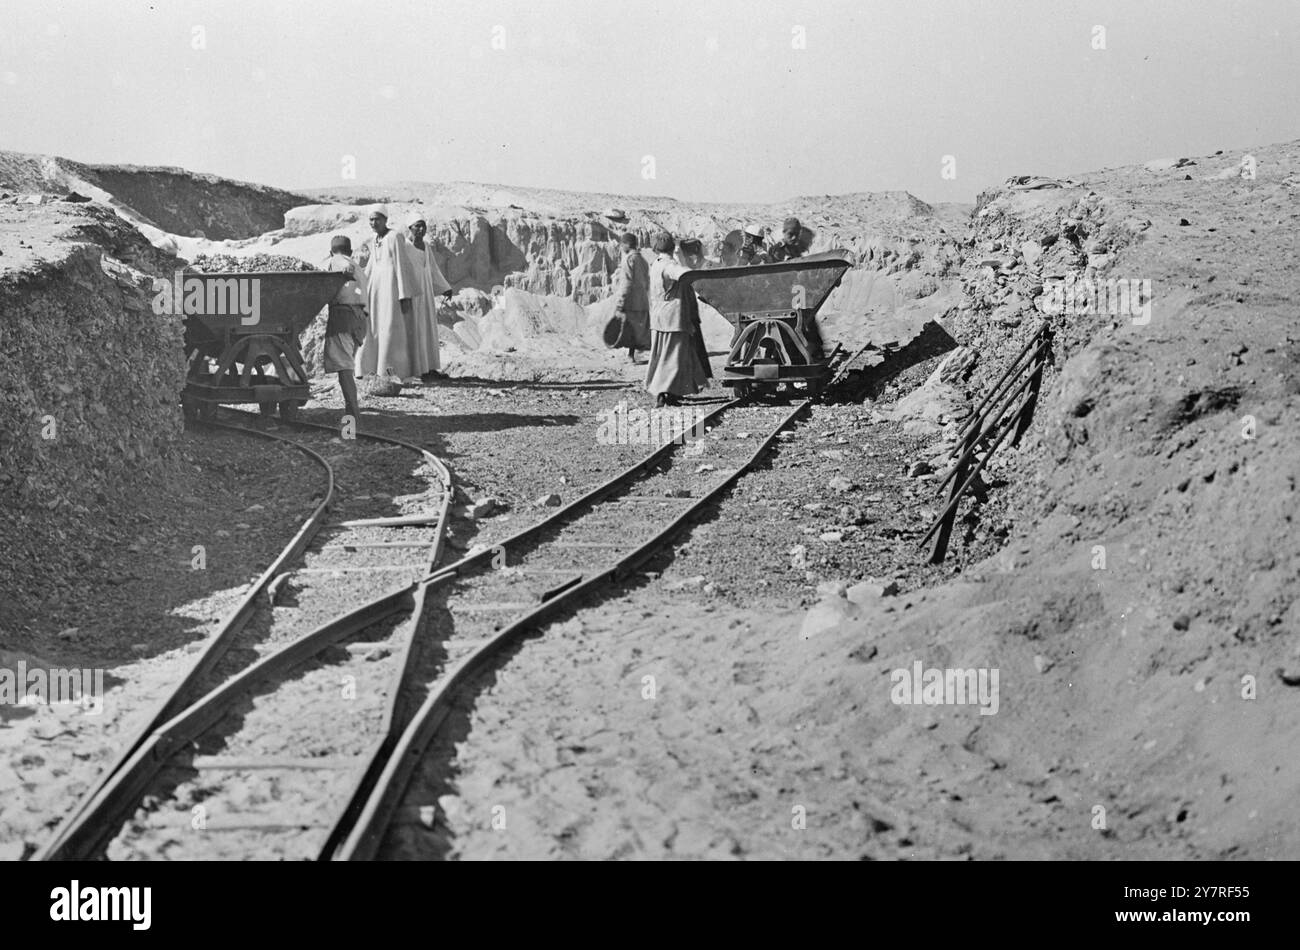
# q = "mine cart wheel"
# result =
<box><xmin>734</xmin><ymin>382</ymin><xmax>752</xmax><ymax>400</ymax></box>
<box><xmin>806</xmin><ymin>378</ymin><xmax>826</xmax><ymax>401</ymax></box>
<box><xmin>259</xmin><ymin>401</ymin><xmax>277</xmax><ymax>418</ymax></box>
<box><xmin>278</xmin><ymin>400</ymin><xmax>301</xmax><ymax>422</ymax></box>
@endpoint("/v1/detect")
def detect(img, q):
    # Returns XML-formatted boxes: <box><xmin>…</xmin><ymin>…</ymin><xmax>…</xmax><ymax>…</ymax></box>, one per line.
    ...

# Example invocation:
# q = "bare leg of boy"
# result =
<box><xmin>338</xmin><ymin>370</ymin><xmax>360</xmax><ymax>420</ymax></box>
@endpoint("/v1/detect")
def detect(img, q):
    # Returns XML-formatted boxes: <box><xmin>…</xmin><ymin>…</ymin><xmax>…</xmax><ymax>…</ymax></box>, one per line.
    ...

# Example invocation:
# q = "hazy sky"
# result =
<box><xmin>2</xmin><ymin>0</ymin><xmax>1297</xmax><ymax>204</ymax></box>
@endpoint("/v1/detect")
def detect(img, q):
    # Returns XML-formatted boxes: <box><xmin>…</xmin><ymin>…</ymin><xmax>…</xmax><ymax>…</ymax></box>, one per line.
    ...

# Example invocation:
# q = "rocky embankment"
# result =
<box><xmin>0</xmin><ymin>200</ymin><xmax>186</xmax><ymax>630</ymax></box>
<box><xmin>0</xmin><ymin>151</ymin><xmax>312</xmax><ymax>242</ymax></box>
<box><xmin>788</xmin><ymin>140</ymin><xmax>1300</xmax><ymax>858</ymax></box>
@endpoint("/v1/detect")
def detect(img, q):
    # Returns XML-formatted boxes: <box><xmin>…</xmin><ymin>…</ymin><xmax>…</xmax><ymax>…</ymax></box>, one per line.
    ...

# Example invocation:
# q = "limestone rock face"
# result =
<box><xmin>284</xmin><ymin>183</ymin><xmax>971</xmax><ymax>311</ymax></box>
<box><xmin>429</xmin><ymin>214</ymin><xmax>505</xmax><ymax>288</ymax></box>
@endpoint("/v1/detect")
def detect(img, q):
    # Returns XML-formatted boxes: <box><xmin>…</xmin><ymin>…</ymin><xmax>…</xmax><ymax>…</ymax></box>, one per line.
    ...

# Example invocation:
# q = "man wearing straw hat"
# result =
<box><xmin>739</xmin><ymin>224</ymin><xmax>768</xmax><ymax>265</ymax></box>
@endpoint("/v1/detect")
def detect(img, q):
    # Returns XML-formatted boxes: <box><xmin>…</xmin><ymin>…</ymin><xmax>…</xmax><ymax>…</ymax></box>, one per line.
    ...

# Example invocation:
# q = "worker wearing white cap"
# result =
<box><xmin>357</xmin><ymin>205</ymin><xmax>421</xmax><ymax>380</ymax></box>
<box><xmin>740</xmin><ymin>224</ymin><xmax>768</xmax><ymax>265</ymax></box>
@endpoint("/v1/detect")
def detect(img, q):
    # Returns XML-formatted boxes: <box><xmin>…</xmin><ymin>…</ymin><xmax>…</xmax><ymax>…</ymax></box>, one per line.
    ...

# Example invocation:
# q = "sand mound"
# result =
<box><xmin>436</xmin><ymin>287</ymin><xmax>733</xmax><ymax>381</ymax></box>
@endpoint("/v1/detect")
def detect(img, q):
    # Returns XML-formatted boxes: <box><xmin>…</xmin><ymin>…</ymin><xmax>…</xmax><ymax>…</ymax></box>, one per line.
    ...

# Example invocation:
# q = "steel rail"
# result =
<box><xmin>921</xmin><ymin>390</ymin><xmax>1030</xmax><ymax>549</ymax></box>
<box><xmin>317</xmin><ymin>399</ymin><xmax>742</xmax><ymax>858</ymax></box>
<box><xmin>923</xmin><ymin>321</ymin><xmax>1053</xmax><ymax>563</ymax></box>
<box><xmin>934</xmin><ymin>364</ymin><xmax>1041</xmax><ymax>492</ymax></box>
<box><xmin>951</xmin><ymin>326</ymin><xmax>1050</xmax><ymax>449</ymax></box>
<box><xmin>309</xmin><ymin>397</ymin><xmax>734</xmax><ymax>858</ymax></box>
<box><xmin>415</xmin><ymin>399</ymin><xmax>741</xmax><ymax>587</ymax></box>
<box><xmin>222</xmin><ymin>413</ymin><xmax>459</xmax><ymax>862</ymax></box>
<box><xmin>334</xmin><ymin>397</ymin><xmax>811</xmax><ymax>860</ymax></box>
<box><xmin>41</xmin><ymin>396</ymin><xmax>750</xmax><ymax>861</ymax></box>
<box><xmin>37</xmin><ymin>410</ymin><xmax>452</xmax><ymax>861</ymax></box>
<box><xmin>39</xmin><ymin>590</ymin><xmax>418</xmax><ymax>861</ymax></box>
<box><xmin>34</xmin><ymin>418</ymin><xmax>336</xmax><ymax>860</ymax></box>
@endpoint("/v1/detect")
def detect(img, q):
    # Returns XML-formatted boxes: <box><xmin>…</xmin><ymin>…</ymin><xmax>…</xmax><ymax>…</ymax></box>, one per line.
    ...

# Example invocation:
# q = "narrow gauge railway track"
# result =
<box><xmin>39</xmin><ymin>393</ymin><xmax>810</xmax><ymax>860</ymax></box>
<box><xmin>37</xmin><ymin>410</ymin><xmax>453</xmax><ymax>861</ymax></box>
<box><xmin>338</xmin><ymin>396</ymin><xmax>811</xmax><ymax>860</ymax></box>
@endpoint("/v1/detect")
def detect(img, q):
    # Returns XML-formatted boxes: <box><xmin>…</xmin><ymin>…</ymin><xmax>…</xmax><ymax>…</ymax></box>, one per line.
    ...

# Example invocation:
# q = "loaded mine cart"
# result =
<box><xmin>179</xmin><ymin>271</ymin><xmax>348</xmax><ymax>421</ymax></box>
<box><xmin>681</xmin><ymin>252</ymin><xmax>852</xmax><ymax>399</ymax></box>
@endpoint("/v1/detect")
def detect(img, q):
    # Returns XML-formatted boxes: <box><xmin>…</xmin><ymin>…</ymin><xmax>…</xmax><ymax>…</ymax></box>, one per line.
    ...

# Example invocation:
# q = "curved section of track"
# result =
<box><xmin>37</xmin><ymin>411</ymin><xmax>452</xmax><ymax>861</ymax></box>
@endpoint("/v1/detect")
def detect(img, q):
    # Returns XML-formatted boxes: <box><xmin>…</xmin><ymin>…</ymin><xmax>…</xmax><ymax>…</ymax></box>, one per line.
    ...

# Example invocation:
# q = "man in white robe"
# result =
<box><xmin>356</xmin><ymin>206</ymin><xmax>422</xmax><ymax>380</ymax></box>
<box><xmin>406</xmin><ymin>216</ymin><xmax>453</xmax><ymax>376</ymax></box>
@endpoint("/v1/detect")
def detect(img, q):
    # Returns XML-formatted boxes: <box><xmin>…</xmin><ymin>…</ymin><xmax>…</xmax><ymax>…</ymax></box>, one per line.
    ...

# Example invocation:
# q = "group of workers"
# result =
<box><xmin>318</xmin><ymin>205</ymin><xmax>454</xmax><ymax>419</ymax></box>
<box><xmin>740</xmin><ymin>216</ymin><xmax>808</xmax><ymax>265</ymax></box>
<box><xmin>611</xmin><ymin>216</ymin><xmax>808</xmax><ymax>407</ymax></box>
<box><xmin>316</xmin><ymin>207</ymin><xmax>810</xmax><ymax>417</ymax></box>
